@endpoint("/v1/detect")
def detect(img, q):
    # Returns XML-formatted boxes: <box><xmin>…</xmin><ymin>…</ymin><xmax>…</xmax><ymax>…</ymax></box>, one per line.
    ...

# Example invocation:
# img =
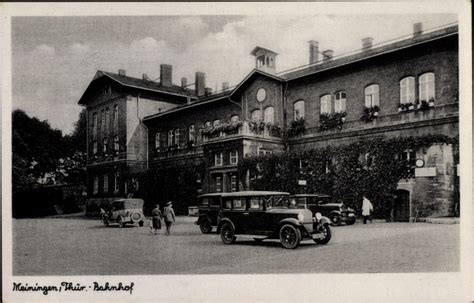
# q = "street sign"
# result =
<box><xmin>298</xmin><ymin>180</ymin><xmax>307</xmax><ymax>186</ymax></box>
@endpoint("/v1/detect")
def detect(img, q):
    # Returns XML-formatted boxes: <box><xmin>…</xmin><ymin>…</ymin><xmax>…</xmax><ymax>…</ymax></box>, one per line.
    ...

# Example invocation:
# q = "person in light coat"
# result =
<box><xmin>362</xmin><ymin>195</ymin><xmax>373</xmax><ymax>224</ymax></box>
<box><xmin>163</xmin><ymin>201</ymin><xmax>176</xmax><ymax>235</ymax></box>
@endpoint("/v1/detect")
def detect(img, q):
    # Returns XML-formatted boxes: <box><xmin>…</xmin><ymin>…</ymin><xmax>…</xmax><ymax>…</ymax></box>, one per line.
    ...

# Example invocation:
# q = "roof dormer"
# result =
<box><xmin>250</xmin><ymin>46</ymin><xmax>278</xmax><ymax>74</ymax></box>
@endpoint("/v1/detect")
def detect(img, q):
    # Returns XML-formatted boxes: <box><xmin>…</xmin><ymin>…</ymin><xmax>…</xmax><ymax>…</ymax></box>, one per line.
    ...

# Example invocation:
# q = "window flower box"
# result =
<box><xmin>319</xmin><ymin>112</ymin><xmax>347</xmax><ymax>131</ymax></box>
<box><xmin>287</xmin><ymin>118</ymin><xmax>306</xmax><ymax>137</ymax></box>
<box><xmin>360</xmin><ymin>106</ymin><xmax>379</xmax><ymax>123</ymax></box>
<box><xmin>428</xmin><ymin>98</ymin><xmax>435</xmax><ymax>107</ymax></box>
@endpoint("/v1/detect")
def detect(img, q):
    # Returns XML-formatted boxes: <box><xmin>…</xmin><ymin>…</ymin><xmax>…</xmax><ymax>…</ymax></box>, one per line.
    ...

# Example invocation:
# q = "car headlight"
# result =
<box><xmin>297</xmin><ymin>213</ymin><xmax>305</xmax><ymax>222</ymax></box>
<box><xmin>315</xmin><ymin>212</ymin><xmax>322</xmax><ymax>221</ymax></box>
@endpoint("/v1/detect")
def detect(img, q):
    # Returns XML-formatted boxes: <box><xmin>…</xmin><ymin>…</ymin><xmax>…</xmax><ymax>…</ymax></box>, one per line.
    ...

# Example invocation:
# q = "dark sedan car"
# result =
<box><xmin>291</xmin><ymin>194</ymin><xmax>356</xmax><ymax>226</ymax></box>
<box><xmin>217</xmin><ymin>191</ymin><xmax>331</xmax><ymax>249</ymax></box>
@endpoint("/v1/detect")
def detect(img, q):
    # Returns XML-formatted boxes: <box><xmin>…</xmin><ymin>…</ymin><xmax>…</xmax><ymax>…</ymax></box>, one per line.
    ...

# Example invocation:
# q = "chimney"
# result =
<box><xmin>142</xmin><ymin>73</ymin><xmax>148</xmax><ymax>80</ymax></box>
<box><xmin>181</xmin><ymin>77</ymin><xmax>187</xmax><ymax>88</ymax></box>
<box><xmin>308</xmin><ymin>40</ymin><xmax>319</xmax><ymax>64</ymax></box>
<box><xmin>413</xmin><ymin>22</ymin><xmax>423</xmax><ymax>37</ymax></box>
<box><xmin>195</xmin><ymin>72</ymin><xmax>206</xmax><ymax>97</ymax></box>
<box><xmin>222</xmin><ymin>82</ymin><xmax>229</xmax><ymax>91</ymax></box>
<box><xmin>118</xmin><ymin>69</ymin><xmax>126</xmax><ymax>76</ymax></box>
<box><xmin>160</xmin><ymin>64</ymin><xmax>172</xmax><ymax>87</ymax></box>
<box><xmin>322</xmin><ymin>50</ymin><xmax>333</xmax><ymax>62</ymax></box>
<box><xmin>205</xmin><ymin>87</ymin><xmax>212</xmax><ymax>96</ymax></box>
<box><xmin>362</xmin><ymin>37</ymin><xmax>373</xmax><ymax>51</ymax></box>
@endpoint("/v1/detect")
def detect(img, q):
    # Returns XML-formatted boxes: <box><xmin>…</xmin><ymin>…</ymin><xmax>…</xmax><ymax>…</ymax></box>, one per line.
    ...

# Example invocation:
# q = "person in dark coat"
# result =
<box><xmin>151</xmin><ymin>204</ymin><xmax>163</xmax><ymax>235</ymax></box>
<box><xmin>163</xmin><ymin>201</ymin><xmax>176</xmax><ymax>236</ymax></box>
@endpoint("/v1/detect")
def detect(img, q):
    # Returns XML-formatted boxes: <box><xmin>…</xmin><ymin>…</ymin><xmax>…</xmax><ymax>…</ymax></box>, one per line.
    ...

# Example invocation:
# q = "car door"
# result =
<box><xmin>246</xmin><ymin>196</ymin><xmax>267</xmax><ymax>234</ymax></box>
<box><xmin>209</xmin><ymin>196</ymin><xmax>221</xmax><ymax>226</ymax></box>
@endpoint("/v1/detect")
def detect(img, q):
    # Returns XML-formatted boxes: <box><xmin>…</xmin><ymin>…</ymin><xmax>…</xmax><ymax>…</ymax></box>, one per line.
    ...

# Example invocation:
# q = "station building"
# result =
<box><xmin>78</xmin><ymin>23</ymin><xmax>459</xmax><ymax>220</ymax></box>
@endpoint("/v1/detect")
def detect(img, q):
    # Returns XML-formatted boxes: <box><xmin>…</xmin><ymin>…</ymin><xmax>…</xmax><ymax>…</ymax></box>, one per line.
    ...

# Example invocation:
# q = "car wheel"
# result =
<box><xmin>220</xmin><ymin>222</ymin><xmax>236</xmax><ymax>244</ymax></box>
<box><xmin>346</xmin><ymin>219</ymin><xmax>355</xmax><ymax>225</ymax></box>
<box><xmin>330</xmin><ymin>214</ymin><xmax>341</xmax><ymax>226</ymax></box>
<box><xmin>314</xmin><ymin>224</ymin><xmax>332</xmax><ymax>245</ymax></box>
<box><xmin>138</xmin><ymin>221</ymin><xmax>144</xmax><ymax>227</ymax></box>
<box><xmin>279</xmin><ymin>224</ymin><xmax>301</xmax><ymax>249</ymax></box>
<box><xmin>117</xmin><ymin>217</ymin><xmax>124</xmax><ymax>228</ymax></box>
<box><xmin>199</xmin><ymin>219</ymin><xmax>212</xmax><ymax>234</ymax></box>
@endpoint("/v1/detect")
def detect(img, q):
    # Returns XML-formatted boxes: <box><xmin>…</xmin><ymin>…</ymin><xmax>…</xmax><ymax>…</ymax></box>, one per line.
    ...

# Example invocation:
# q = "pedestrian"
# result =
<box><xmin>151</xmin><ymin>204</ymin><xmax>163</xmax><ymax>235</ymax></box>
<box><xmin>362</xmin><ymin>195</ymin><xmax>373</xmax><ymax>224</ymax></box>
<box><xmin>163</xmin><ymin>201</ymin><xmax>176</xmax><ymax>236</ymax></box>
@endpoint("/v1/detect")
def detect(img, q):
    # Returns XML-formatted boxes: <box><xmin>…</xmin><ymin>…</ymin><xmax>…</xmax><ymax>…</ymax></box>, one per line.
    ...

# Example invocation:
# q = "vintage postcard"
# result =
<box><xmin>1</xmin><ymin>2</ymin><xmax>472</xmax><ymax>302</ymax></box>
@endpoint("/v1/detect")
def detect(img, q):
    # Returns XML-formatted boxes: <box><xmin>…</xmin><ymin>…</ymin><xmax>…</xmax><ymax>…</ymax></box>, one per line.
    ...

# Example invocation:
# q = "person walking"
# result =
<box><xmin>362</xmin><ymin>195</ymin><xmax>373</xmax><ymax>224</ymax></box>
<box><xmin>163</xmin><ymin>201</ymin><xmax>176</xmax><ymax>236</ymax></box>
<box><xmin>151</xmin><ymin>204</ymin><xmax>163</xmax><ymax>235</ymax></box>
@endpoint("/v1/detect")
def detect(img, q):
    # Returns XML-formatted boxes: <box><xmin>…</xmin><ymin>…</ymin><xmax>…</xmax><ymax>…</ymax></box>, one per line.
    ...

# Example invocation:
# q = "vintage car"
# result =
<box><xmin>102</xmin><ymin>198</ymin><xmax>145</xmax><ymax>228</ymax></box>
<box><xmin>290</xmin><ymin>194</ymin><xmax>356</xmax><ymax>226</ymax></box>
<box><xmin>195</xmin><ymin>193</ymin><xmax>222</xmax><ymax>233</ymax></box>
<box><xmin>217</xmin><ymin>191</ymin><xmax>332</xmax><ymax>249</ymax></box>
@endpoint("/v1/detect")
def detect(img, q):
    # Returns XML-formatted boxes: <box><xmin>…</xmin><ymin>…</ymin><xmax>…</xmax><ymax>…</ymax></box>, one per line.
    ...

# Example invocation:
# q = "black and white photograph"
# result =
<box><xmin>1</xmin><ymin>2</ymin><xmax>472</xmax><ymax>302</ymax></box>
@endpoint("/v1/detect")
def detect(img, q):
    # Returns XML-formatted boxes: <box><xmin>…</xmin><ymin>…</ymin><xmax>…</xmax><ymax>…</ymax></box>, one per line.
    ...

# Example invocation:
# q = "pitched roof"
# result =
<box><xmin>78</xmin><ymin>70</ymin><xmax>196</xmax><ymax>105</ymax></box>
<box><xmin>279</xmin><ymin>25</ymin><xmax>458</xmax><ymax>81</ymax></box>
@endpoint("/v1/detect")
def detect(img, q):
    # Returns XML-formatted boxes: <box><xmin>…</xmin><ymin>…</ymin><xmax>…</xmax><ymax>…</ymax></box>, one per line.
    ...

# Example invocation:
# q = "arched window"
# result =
<box><xmin>212</xmin><ymin>119</ymin><xmax>221</xmax><ymax>127</ymax></box>
<box><xmin>419</xmin><ymin>72</ymin><xmax>435</xmax><ymax>101</ymax></box>
<box><xmin>320</xmin><ymin>94</ymin><xmax>332</xmax><ymax>114</ymax></box>
<box><xmin>92</xmin><ymin>112</ymin><xmax>98</xmax><ymax>139</ymax></box>
<box><xmin>400</xmin><ymin>76</ymin><xmax>415</xmax><ymax>104</ymax></box>
<box><xmin>335</xmin><ymin>91</ymin><xmax>346</xmax><ymax>113</ymax></box>
<box><xmin>365</xmin><ymin>84</ymin><xmax>379</xmax><ymax>107</ymax></box>
<box><xmin>155</xmin><ymin>132</ymin><xmax>161</xmax><ymax>149</ymax></box>
<box><xmin>188</xmin><ymin>125</ymin><xmax>195</xmax><ymax>142</ymax></box>
<box><xmin>230</xmin><ymin>115</ymin><xmax>240</xmax><ymax>122</ymax></box>
<box><xmin>204</xmin><ymin>121</ymin><xmax>211</xmax><ymax>128</ymax></box>
<box><xmin>251</xmin><ymin>109</ymin><xmax>261</xmax><ymax>121</ymax></box>
<box><xmin>294</xmin><ymin>101</ymin><xmax>305</xmax><ymax>120</ymax></box>
<box><xmin>113</xmin><ymin>105</ymin><xmax>119</xmax><ymax>133</ymax></box>
<box><xmin>264</xmin><ymin>106</ymin><xmax>275</xmax><ymax>124</ymax></box>
<box><xmin>103</xmin><ymin>138</ymin><xmax>108</xmax><ymax>153</ymax></box>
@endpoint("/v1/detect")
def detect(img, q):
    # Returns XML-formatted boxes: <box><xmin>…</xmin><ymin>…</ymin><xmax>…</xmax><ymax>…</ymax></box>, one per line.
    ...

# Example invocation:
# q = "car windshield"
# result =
<box><xmin>266</xmin><ymin>195</ymin><xmax>290</xmax><ymax>209</ymax></box>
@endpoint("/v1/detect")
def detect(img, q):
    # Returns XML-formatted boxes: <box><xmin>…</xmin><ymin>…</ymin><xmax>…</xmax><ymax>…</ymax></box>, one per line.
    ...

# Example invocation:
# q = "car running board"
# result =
<box><xmin>237</xmin><ymin>235</ymin><xmax>269</xmax><ymax>240</ymax></box>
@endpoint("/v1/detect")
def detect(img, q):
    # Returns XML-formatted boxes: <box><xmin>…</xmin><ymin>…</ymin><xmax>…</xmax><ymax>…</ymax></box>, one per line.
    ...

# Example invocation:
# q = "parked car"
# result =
<box><xmin>195</xmin><ymin>193</ymin><xmax>222</xmax><ymax>233</ymax></box>
<box><xmin>102</xmin><ymin>198</ymin><xmax>145</xmax><ymax>228</ymax></box>
<box><xmin>290</xmin><ymin>194</ymin><xmax>356</xmax><ymax>226</ymax></box>
<box><xmin>217</xmin><ymin>191</ymin><xmax>332</xmax><ymax>249</ymax></box>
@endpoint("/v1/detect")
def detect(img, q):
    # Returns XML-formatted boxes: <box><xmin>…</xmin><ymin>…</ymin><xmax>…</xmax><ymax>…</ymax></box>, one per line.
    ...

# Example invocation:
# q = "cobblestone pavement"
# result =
<box><xmin>13</xmin><ymin>217</ymin><xmax>459</xmax><ymax>275</ymax></box>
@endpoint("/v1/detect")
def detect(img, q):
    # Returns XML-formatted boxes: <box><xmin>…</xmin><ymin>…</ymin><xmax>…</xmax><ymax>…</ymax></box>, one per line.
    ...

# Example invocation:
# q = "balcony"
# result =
<box><xmin>154</xmin><ymin>145</ymin><xmax>204</xmax><ymax>160</ymax></box>
<box><xmin>202</xmin><ymin>121</ymin><xmax>282</xmax><ymax>143</ymax></box>
<box><xmin>297</xmin><ymin>102</ymin><xmax>458</xmax><ymax>139</ymax></box>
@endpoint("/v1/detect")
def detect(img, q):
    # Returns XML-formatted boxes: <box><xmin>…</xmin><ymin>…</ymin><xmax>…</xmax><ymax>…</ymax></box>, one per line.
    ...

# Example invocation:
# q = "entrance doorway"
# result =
<box><xmin>394</xmin><ymin>190</ymin><xmax>410</xmax><ymax>222</ymax></box>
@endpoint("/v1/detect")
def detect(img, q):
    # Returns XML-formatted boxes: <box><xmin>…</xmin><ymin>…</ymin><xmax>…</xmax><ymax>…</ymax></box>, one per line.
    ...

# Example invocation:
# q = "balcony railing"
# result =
<box><xmin>202</xmin><ymin>121</ymin><xmax>282</xmax><ymax>143</ymax></box>
<box><xmin>154</xmin><ymin>145</ymin><xmax>204</xmax><ymax>159</ymax></box>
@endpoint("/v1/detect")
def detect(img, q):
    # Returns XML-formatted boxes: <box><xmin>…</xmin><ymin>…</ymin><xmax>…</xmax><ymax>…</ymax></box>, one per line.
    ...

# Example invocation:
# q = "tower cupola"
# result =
<box><xmin>250</xmin><ymin>46</ymin><xmax>278</xmax><ymax>74</ymax></box>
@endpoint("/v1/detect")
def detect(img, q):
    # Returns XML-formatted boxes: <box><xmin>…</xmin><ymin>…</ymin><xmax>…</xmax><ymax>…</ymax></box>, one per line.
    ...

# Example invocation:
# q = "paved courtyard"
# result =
<box><xmin>13</xmin><ymin>216</ymin><xmax>459</xmax><ymax>275</ymax></box>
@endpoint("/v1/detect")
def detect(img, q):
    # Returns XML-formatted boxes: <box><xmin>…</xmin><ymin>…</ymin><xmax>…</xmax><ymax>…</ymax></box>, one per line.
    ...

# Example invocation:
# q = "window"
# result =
<box><xmin>103</xmin><ymin>138</ymin><xmax>108</xmax><ymax>154</ymax></box>
<box><xmin>215</xmin><ymin>152</ymin><xmax>223</xmax><ymax>166</ymax></box>
<box><xmin>249</xmin><ymin>197</ymin><xmax>263</xmax><ymax>210</ymax></box>
<box><xmin>294</xmin><ymin>100</ymin><xmax>305</xmax><ymax>120</ymax></box>
<box><xmin>398</xmin><ymin>149</ymin><xmax>417</xmax><ymax>178</ymax></box>
<box><xmin>216</xmin><ymin>176</ymin><xmax>222</xmax><ymax>192</ymax></box>
<box><xmin>114</xmin><ymin>171</ymin><xmax>120</xmax><ymax>193</ymax></box>
<box><xmin>101</xmin><ymin>110</ymin><xmax>105</xmax><ymax>135</ymax></box>
<box><xmin>92</xmin><ymin>112</ymin><xmax>98</xmax><ymax>139</ymax></box>
<box><xmin>155</xmin><ymin>132</ymin><xmax>161</xmax><ymax>149</ymax></box>
<box><xmin>233</xmin><ymin>198</ymin><xmax>245</xmax><ymax>210</ymax></box>
<box><xmin>335</xmin><ymin>91</ymin><xmax>346</xmax><ymax>113</ymax></box>
<box><xmin>113</xmin><ymin>105</ymin><xmax>119</xmax><ymax>133</ymax></box>
<box><xmin>174</xmin><ymin>128</ymin><xmax>180</xmax><ymax>146</ymax></box>
<box><xmin>400</xmin><ymin>77</ymin><xmax>415</xmax><ymax>104</ymax></box>
<box><xmin>251</xmin><ymin>109</ymin><xmax>261</xmax><ymax>121</ymax></box>
<box><xmin>168</xmin><ymin>130</ymin><xmax>174</xmax><ymax>147</ymax></box>
<box><xmin>93</xmin><ymin>140</ymin><xmax>98</xmax><ymax>155</ymax></box>
<box><xmin>93</xmin><ymin>176</ymin><xmax>98</xmax><ymax>194</ymax></box>
<box><xmin>264</xmin><ymin>106</ymin><xmax>275</xmax><ymax>124</ymax></box>
<box><xmin>230</xmin><ymin>115</ymin><xmax>240</xmax><ymax>122</ymax></box>
<box><xmin>258</xmin><ymin>147</ymin><xmax>272</xmax><ymax>156</ymax></box>
<box><xmin>365</xmin><ymin>84</ymin><xmax>379</xmax><ymax>107</ymax></box>
<box><xmin>204</xmin><ymin>121</ymin><xmax>211</xmax><ymax>128</ymax></box>
<box><xmin>212</xmin><ymin>120</ymin><xmax>221</xmax><ymax>127</ymax></box>
<box><xmin>105</xmin><ymin>108</ymin><xmax>110</xmax><ymax>135</ymax></box>
<box><xmin>230</xmin><ymin>150</ymin><xmax>238</xmax><ymax>165</ymax></box>
<box><xmin>230</xmin><ymin>175</ymin><xmax>237</xmax><ymax>192</ymax></box>
<box><xmin>103</xmin><ymin>174</ymin><xmax>109</xmax><ymax>193</ymax></box>
<box><xmin>419</xmin><ymin>72</ymin><xmax>435</xmax><ymax>101</ymax></box>
<box><xmin>188</xmin><ymin>125</ymin><xmax>195</xmax><ymax>142</ymax></box>
<box><xmin>320</xmin><ymin>94</ymin><xmax>332</xmax><ymax>114</ymax></box>
<box><xmin>114</xmin><ymin>136</ymin><xmax>119</xmax><ymax>152</ymax></box>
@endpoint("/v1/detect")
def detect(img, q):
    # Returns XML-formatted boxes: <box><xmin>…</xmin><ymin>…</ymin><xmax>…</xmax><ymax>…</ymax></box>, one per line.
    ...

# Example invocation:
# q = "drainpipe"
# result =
<box><xmin>136</xmin><ymin>93</ymin><xmax>149</xmax><ymax>171</ymax></box>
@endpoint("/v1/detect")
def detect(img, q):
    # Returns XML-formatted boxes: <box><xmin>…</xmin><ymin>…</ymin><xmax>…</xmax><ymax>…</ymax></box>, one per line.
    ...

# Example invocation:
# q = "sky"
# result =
<box><xmin>12</xmin><ymin>14</ymin><xmax>457</xmax><ymax>134</ymax></box>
